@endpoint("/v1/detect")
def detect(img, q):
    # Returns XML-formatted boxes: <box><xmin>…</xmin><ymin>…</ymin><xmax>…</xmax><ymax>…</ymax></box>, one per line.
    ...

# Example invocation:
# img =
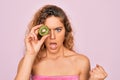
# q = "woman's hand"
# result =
<box><xmin>89</xmin><ymin>64</ymin><xmax>108</xmax><ymax>80</ymax></box>
<box><xmin>25</xmin><ymin>24</ymin><xmax>49</xmax><ymax>56</ymax></box>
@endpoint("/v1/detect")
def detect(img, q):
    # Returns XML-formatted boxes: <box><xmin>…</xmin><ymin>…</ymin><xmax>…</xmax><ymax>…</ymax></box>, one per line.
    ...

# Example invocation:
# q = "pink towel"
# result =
<box><xmin>32</xmin><ymin>75</ymin><xmax>79</xmax><ymax>80</ymax></box>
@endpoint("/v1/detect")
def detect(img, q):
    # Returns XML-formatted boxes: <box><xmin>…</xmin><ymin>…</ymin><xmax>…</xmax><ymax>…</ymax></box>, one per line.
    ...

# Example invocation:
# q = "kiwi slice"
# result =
<box><xmin>38</xmin><ymin>25</ymin><xmax>49</xmax><ymax>36</ymax></box>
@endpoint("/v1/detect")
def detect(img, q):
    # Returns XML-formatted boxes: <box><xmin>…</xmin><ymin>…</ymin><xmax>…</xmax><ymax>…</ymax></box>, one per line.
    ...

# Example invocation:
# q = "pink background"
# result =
<box><xmin>1</xmin><ymin>0</ymin><xmax>120</xmax><ymax>80</ymax></box>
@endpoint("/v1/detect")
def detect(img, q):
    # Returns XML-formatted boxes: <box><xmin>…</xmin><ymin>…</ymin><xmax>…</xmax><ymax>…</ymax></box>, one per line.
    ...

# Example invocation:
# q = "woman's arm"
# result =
<box><xmin>15</xmin><ymin>54</ymin><xmax>36</xmax><ymax>80</ymax></box>
<box><xmin>79</xmin><ymin>60</ymin><xmax>90</xmax><ymax>80</ymax></box>
<box><xmin>77</xmin><ymin>55</ymin><xmax>91</xmax><ymax>80</ymax></box>
<box><xmin>15</xmin><ymin>25</ymin><xmax>49</xmax><ymax>80</ymax></box>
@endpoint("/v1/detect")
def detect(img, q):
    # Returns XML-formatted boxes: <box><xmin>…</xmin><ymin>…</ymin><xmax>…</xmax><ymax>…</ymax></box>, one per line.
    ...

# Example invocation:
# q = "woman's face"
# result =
<box><xmin>44</xmin><ymin>16</ymin><xmax>65</xmax><ymax>53</ymax></box>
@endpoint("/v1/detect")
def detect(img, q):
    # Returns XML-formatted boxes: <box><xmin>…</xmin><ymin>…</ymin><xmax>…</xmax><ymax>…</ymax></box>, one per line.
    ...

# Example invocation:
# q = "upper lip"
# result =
<box><xmin>49</xmin><ymin>42</ymin><xmax>57</xmax><ymax>44</ymax></box>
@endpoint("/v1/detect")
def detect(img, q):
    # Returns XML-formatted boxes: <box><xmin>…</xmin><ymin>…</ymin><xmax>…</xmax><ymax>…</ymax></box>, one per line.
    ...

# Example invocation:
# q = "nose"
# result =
<box><xmin>50</xmin><ymin>30</ymin><xmax>56</xmax><ymax>39</ymax></box>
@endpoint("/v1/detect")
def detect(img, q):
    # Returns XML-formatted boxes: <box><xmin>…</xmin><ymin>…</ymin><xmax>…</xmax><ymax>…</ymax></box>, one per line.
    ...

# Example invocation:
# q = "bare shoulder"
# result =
<box><xmin>68</xmin><ymin>51</ymin><xmax>90</xmax><ymax>64</ymax></box>
<box><xmin>68</xmin><ymin>51</ymin><xmax>90</xmax><ymax>70</ymax></box>
<box><xmin>75</xmin><ymin>52</ymin><xmax>90</xmax><ymax>64</ymax></box>
<box><xmin>72</xmin><ymin>52</ymin><xmax>90</xmax><ymax>75</ymax></box>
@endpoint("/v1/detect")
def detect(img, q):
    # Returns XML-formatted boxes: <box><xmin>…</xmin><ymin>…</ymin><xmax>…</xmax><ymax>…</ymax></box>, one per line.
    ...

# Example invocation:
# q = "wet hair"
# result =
<box><xmin>27</xmin><ymin>5</ymin><xmax>74</xmax><ymax>51</ymax></box>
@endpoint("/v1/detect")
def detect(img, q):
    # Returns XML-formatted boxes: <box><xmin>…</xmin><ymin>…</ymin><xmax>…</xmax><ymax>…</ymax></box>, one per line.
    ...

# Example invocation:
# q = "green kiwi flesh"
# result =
<box><xmin>38</xmin><ymin>25</ymin><xmax>49</xmax><ymax>36</ymax></box>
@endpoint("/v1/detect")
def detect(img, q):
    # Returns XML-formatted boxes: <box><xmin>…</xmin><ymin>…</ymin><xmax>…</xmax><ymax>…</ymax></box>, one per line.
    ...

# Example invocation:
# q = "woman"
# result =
<box><xmin>15</xmin><ymin>5</ymin><xmax>107</xmax><ymax>80</ymax></box>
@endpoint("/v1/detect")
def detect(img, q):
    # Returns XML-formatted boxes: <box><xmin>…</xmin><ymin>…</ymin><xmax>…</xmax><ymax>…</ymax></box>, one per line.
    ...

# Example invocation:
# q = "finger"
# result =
<box><xmin>90</xmin><ymin>68</ymin><xmax>103</xmax><ymax>79</ymax></box>
<box><xmin>96</xmin><ymin>64</ymin><xmax>105</xmax><ymax>72</ymax></box>
<box><xmin>91</xmin><ymin>66</ymin><xmax>104</xmax><ymax>75</ymax></box>
<box><xmin>90</xmin><ymin>66</ymin><xmax>108</xmax><ymax>79</ymax></box>
<box><xmin>28</xmin><ymin>33</ymin><xmax>36</xmax><ymax>41</ymax></box>
<box><xmin>92</xmin><ymin>68</ymin><xmax>99</xmax><ymax>74</ymax></box>
<box><xmin>31</xmin><ymin>33</ymin><xmax>38</xmax><ymax>41</ymax></box>
<box><xmin>89</xmin><ymin>70</ymin><xmax>94</xmax><ymax>75</ymax></box>
<box><xmin>30</xmin><ymin>24</ymin><xmax>44</xmax><ymax>40</ymax></box>
<box><xmin>35</xmin><ymin>28</ymin><xmax>39</xmax><ymax>35</ymax></box>
<box><xmin>89</xmin><ymin>71</ymin><xmax>94</xmax><ymax>78</ymax></box>
<box><xmin>89</xmin><ymin>69</ymin><xmax>99</xmax><ymax>79</ymax></box>
<box><xmin>24</xmin><ymin>34</ymin><xmax>33</xmax><ymax>47</ymax></box>
<box><xmin>30</xmin><ymin>24</ymin><xmax>43</xmax><ymax>33</ymax></box>
<box><xmin>95</xmin><ymin>65</ymin><xmax>106</xmax><ymax>73</ymax></box>
<box><xmin>96</xmin><ymin>64</ymin><xmax>108</xmax><ymax>77</ymax></box>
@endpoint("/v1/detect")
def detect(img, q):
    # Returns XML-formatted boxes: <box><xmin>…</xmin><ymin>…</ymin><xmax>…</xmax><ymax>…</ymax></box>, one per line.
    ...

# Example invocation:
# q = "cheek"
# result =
<box><xmin>57</xmin><ymin>31</ymin><xmax>65</xmax><ymax>43</ymax></box>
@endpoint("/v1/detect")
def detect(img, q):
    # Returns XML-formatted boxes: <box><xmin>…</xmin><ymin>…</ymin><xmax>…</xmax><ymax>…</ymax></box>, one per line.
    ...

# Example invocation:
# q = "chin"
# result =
<box><xmin>46</xmin><ymin>46</ymin><xmax>63</xmax><ymax>54</ymax></box>
<box><xmin>47</xmin><ymin>48</ymin><xmax>59</xmax><ymax>54</ymax></box>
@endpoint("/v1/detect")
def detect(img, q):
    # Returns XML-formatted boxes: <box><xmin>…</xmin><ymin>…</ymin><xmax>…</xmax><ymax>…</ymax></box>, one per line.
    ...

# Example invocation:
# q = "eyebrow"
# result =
<box><xmin>48</xmin><ymin>26</ymin><xmax>63</xmax><ymax>30</ymax></box>
<box><xmin>54</xmin><ymin>27</ymin><xmax>63</xmax><ymax>29</ymax></box>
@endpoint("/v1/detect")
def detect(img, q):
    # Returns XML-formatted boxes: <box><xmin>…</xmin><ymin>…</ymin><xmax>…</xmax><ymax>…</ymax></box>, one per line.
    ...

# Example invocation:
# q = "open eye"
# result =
<box><xmin>55</xmin><ymin>27</ymin><xmax>62</xmax><ymax>32</ymax></box>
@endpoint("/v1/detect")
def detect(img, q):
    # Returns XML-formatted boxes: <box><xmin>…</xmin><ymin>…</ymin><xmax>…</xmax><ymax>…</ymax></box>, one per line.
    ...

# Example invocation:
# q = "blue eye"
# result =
<box><xmin>56</xmin><ymin>28</ymin><xmax>62</xmax><ymax>32</ymax></box>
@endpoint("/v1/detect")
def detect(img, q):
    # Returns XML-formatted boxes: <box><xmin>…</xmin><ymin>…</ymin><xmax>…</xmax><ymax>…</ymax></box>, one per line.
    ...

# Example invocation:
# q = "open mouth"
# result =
<box><xmin>49</xmin><ymin>42</ymin><xmax>57</xmax><ymax>50</ymax></box>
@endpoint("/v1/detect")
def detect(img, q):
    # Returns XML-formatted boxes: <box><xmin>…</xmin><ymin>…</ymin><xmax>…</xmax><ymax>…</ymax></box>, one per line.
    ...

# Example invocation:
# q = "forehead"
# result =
<box><xmin>44</xmin><ymin>16</ymin><xmax>64</xmax><ymax>29</ymax></box>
